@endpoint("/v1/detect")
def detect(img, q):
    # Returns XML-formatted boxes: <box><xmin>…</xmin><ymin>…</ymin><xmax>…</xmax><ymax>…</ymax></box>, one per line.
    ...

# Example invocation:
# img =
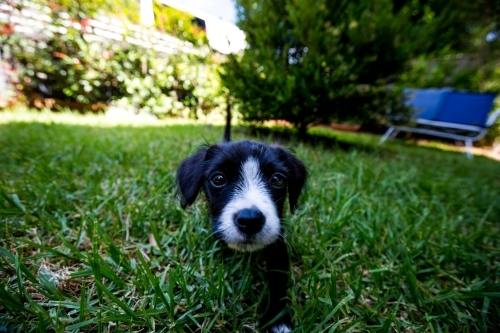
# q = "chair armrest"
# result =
<box><xmin>486</xmin><ymin>109</ymin><xmax>500</xmax><ymax>127</ymax></box>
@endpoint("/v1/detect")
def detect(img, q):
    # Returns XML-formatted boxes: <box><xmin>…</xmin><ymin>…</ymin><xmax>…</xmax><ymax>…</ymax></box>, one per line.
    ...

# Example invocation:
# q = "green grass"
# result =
<box><xmin>1</xmin><ymin>111</ymin><xmax>499</xmax><ymax>332</ymax></box>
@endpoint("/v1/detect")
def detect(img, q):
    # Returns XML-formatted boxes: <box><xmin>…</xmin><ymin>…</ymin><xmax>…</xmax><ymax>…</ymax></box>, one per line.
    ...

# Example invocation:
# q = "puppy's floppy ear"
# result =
<box><xmin>273</xmin><ymin>146</ymin><xmax>307</xmax><ymax>212</ymax></box>
<box><xmin>286</xmin><ymin>153</ymin><xmax>307</xmax><ymax>212</ymax></box>
<box><xmin>176</xmin><ymin>150</ymin><xmax>206</xmax><ymax>209</ymax></box>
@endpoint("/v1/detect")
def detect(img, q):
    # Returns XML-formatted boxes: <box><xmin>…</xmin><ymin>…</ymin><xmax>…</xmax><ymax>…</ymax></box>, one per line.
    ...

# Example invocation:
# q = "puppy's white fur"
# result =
<box><xmin>218</xmin><ymin>158</ymin><xmax>281</xmax><ymax>252</ymax></box>
<box><xmin>270</xmin><ymin>323</ymin><xmax>292</xmax><ymax>333</ymax></box>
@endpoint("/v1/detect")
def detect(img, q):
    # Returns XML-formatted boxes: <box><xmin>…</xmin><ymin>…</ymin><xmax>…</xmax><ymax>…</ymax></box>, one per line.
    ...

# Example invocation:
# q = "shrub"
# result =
<box><xmin>153</xmin><ymin>2</ymin><xmax>208</xmax><ymax>47</ymax></box>
<box><xmin>1</xmin><ymin>1</ymin><xmax>223</xmax><ymax>117</ymax></box>
<box><xmin>117</xmin><ymin>50</ymin><xmax>225</xmax><ymax>119</ymax></box>
<box><xmin>5</xmin><ymin>30</ymin><xmax>128</xmax><ymax>106</ymax></box>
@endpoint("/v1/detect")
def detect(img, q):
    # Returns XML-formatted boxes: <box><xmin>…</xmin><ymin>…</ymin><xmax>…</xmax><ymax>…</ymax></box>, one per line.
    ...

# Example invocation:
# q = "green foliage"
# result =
<box><xmin>396</xmin><ymin>0</ymin><xmax>500</xmax><ymax>94</ymax></box>
<box><xmin>485</xmin><ymin>66</ymin><xmax>500</xmax><ymax>92</ymax></box>
<box><xmin>2</xmin><ymin>1</ymin><xmax>222</xmax><ymax>117</ymax></box>
<box><xmin>46</xmin><ymin>0</ymin><xmax>141</xmax><ymax>22</ymax></box>
<box><xmin>118</xmin><ymin>52</ymin><xmax>225</xmax><ymax>118</ymax></box>
<box><xmin>0</xmin><ymin>113</ymin><xmax>499</xmax><ymax>331</ymax></box>
<box><xmin>389</xmin><ymin>0</ymin><xmax>499</xmax><ymax>57</ymax></box>
<box><xmin>222</xmin><ymin>0</ymin><xmax>432</xmax><ymax>134</ymax></box>
<box><xmin>153</xmin><ymin>3</ymin><xmax>208</xmax><ymax>47</ymax></box>
<box><xmin>44</xmin><ymin>0</ymin><xmax>208</xmax><ymax>46</ymax></box>
<box><xmin>398</xmin><ymin>55</ymin><xmax>482</xmax><ymax>91</ymax></box>
<box><xmin>6</xmin><ymin>30</ymin><xmax>128</xmax><ymax>105</ymax></box>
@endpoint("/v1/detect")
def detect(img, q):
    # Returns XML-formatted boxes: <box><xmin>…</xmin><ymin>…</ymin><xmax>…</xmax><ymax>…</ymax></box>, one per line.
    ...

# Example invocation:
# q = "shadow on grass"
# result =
<box><xmin>241</xmin><ymin>125</ymin><xmax>380</xmax><ymax>153</ymax></box>
<box><xmin>1</xmin><ymin>116</ymin><xmax>494</xmax><ymax>163</ymax></box>
<box><xmin>238</xmin><ymin>124</ymin><xmax>500</xmax><ymax>163</ymax></box>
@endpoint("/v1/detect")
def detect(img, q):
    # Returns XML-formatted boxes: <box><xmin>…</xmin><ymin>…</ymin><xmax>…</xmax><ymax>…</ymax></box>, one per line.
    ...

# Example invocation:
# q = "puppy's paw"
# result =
<box><xmin>261</xmin><ymin>306</ymin><xmax>293</xmax><ymax>332</ymax></box>
<box><xmin>269</xmin><ymin>322</ymin><xmax>293</xmax><ymax>333</ymax></box>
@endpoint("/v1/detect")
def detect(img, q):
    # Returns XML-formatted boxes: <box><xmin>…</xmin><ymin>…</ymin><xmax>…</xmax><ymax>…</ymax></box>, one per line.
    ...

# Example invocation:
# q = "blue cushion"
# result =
<box><xmin>436</xmin><ymin>92</ymin><xmax>496</xmax><ymax>127</ymax></box>
<box><xmin>404</xmin><ymin>88</ymin><xmax>452</xmax><ymax>120</ymax></box>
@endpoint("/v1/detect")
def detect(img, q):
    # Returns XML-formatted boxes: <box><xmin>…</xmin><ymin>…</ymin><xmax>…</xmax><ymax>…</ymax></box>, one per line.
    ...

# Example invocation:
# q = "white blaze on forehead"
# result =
<box><xmin>218</xmin><ymin>157</ymin><xmax>281</xmax><ymax>252</ymax></box>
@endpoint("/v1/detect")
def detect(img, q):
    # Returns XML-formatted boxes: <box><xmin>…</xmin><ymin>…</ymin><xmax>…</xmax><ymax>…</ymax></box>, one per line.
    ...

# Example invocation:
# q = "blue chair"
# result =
<box><xmin>380</xmin><ymin>89</ymin><xmax>500</xmax><ymax>158</ymax></box>
<box><xmin>404</xmin><ymin>88</ymin><xmax>452</xmax><ymax>120</ymax></box>
<box><xmin>436</xmin><ymin>92</ymin><xmax>497</xmax><ymax>126</ymax></box>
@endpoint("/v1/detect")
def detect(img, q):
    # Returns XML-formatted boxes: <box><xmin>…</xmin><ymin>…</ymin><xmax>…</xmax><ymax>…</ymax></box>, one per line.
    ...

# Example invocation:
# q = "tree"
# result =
<box><xmin>396</xmin><ymin>0</ymin><xmax>500</xmax><ymax>92</ymax></box>
<box><xmin>220</xmin><ymin>0</ymin><xmax>472</xmax><ymax>135</ymax></box>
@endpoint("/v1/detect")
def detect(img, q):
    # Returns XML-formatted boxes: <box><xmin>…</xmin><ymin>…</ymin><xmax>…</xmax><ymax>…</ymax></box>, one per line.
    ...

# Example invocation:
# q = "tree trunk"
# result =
<box><xmin>223</xmin><ymin>96</ymin><xmax>232</xmax><ymax>142</ymax></box>
<box><xmin>296</xmin><ymin>123</ymin><xmax>308</xmax><ymax>139</ymax></box>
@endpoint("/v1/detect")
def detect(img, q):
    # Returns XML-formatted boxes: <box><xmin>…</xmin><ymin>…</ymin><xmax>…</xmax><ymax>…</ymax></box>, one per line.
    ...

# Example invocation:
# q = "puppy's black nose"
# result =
<box><xmin>235</xmin><ymin>208</ymin><xmax>265</xmax><ymax>235</ymax></box>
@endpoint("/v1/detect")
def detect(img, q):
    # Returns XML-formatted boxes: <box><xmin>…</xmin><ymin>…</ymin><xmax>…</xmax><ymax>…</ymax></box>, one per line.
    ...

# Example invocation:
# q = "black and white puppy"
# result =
<box><xmin>176</xmin><ymin>140</ymin><xmax>306</xmax><ymax>333</ymax></box>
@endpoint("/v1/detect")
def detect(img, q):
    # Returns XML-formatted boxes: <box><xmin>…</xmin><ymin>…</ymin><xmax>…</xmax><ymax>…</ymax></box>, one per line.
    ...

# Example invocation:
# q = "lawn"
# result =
<box><xmin>1</xmin><ymin>111</ymin><xmax>499</xmax><ymax>332</ymax></box>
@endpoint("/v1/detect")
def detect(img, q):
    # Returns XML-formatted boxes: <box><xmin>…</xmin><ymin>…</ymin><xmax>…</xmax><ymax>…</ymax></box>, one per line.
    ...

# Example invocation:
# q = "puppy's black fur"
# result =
<box><xmin>177</xmin><ymin>140</ymin><xmax>306</xmax><ymax>332</ymax></box>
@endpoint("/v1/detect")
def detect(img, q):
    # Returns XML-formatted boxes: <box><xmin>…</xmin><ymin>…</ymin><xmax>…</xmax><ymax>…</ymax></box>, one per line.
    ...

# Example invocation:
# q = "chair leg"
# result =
<box><xmin>380</xmin><ymin>127</ymin><xmax>395</xmax><ymax>143</ymax></box>
<box><xmin>465</xmin><ymin>140</ymin><xmax>473</xmax><ymax>159</ymax></box>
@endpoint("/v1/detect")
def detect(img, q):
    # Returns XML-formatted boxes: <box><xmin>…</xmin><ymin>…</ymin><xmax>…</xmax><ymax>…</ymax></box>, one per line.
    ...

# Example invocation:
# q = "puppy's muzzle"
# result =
<box><xmin>234</xmin><ymin>207</ymin><xmax>265</xmax><ymax>235</ymax></box>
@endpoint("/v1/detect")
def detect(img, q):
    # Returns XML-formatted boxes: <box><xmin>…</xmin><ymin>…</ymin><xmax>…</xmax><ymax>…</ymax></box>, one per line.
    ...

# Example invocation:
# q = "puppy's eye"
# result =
<box><xmin>270</xmin><ymin>174</ymin><xmax>285</xmax><ymax>188</ymax></box>
<box><xmin>211</xmin><ymin>174</ymin><xmax>226</xmax><ymax>187</ymax></box>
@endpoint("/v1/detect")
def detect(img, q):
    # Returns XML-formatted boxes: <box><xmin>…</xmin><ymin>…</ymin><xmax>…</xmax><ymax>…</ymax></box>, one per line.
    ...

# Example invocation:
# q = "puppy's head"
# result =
<box><xmin>176</xmin><ymin>140</ymin><xmax>307</xmax><ymax>252</ymax></box>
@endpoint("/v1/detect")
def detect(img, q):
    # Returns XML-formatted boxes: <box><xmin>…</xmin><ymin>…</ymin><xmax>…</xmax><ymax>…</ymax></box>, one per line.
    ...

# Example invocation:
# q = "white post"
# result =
<box><xmin>0</xmin><ymin>48</ymin><xmax>6</xmax><ymax>107</ymax></box>
<box><xmin>380</xmin><ymin>127</ymin><xmax>395</xmax><ymax>143</ymax></box>
<box><xmin>465</xmin><ymin>140</ymin><xmax>474</xmax><ymax>159</ymax></box>
<box><xmin>140</xmin><ymin>0</ymin><xmax>155</xmax><ymax>27</ymax></box>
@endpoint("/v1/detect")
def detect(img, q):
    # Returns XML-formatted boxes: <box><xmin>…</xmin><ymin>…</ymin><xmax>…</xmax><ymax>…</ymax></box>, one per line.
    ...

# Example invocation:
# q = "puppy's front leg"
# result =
<box><xmin>261</xmin><ymin>237</ymin><xmax>293</xmax><ymax>333</ymax></box>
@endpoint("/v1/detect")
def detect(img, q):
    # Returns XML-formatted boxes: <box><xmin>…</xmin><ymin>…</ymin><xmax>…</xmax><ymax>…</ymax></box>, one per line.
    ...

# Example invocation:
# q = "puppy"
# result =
<box><xmin>176</xmin><ymin>140</ymin><xmax>307</xmax><ymax>333</ymax></box>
